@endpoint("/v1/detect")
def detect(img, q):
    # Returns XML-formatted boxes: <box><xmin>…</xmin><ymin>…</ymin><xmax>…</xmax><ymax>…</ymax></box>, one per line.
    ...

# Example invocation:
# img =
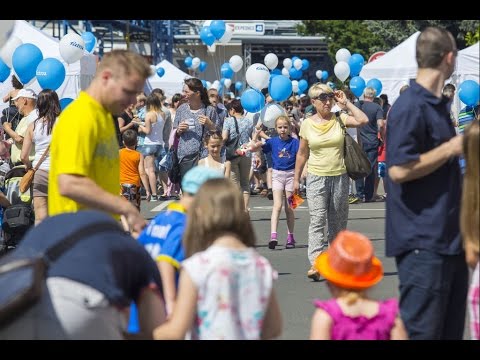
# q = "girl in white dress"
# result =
<box><xmin>153</xmin><ymin>178</ymin><xmax>282</xmax><ymax>340</ymax></box>
<box><xmin>198</xmin><ymin>130</ymin><xmax>230</xmax><ymax>178</ymax></box>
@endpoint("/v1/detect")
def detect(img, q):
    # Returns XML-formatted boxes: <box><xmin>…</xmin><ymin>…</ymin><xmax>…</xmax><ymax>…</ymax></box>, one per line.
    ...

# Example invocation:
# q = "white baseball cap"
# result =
<box><xmin>12</xmin><ymin>88</ymin><xmax>37</xmax><ymax>101</ymax></box>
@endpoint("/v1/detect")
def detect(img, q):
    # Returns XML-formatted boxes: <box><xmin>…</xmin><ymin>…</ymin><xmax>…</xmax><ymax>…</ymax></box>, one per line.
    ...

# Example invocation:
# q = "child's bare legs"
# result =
<box><xmin>283</xmin><ymin>190</ymin><xmax>295</xmax><ymax>233</ymax></box>
<box><xmin>269</xmin><ymin>189</ymin><xmax>283</xmax><ymax>249</ymax></box>
<box><xmin>33</xmin><ymin>196</ymin><xmax>48</xmax><ymax>225</ymax></box>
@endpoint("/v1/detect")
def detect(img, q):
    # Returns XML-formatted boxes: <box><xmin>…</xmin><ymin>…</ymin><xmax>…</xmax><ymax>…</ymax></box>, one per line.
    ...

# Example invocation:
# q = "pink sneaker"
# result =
<box><xmin>285</xmin><ymin>234</ymin><xmax>296</xmax><ymax>249</ymax></box>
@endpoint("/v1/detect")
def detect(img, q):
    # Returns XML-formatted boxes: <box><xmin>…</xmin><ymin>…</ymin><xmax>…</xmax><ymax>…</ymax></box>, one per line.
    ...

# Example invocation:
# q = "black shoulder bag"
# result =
<box><xmin>334</xmin><ymin>112</ymin><xmax>371</xmax><ymax>180</ymax></box>
<box><xmin>225</xmin><ymin>116</ymin><xmax>240</xmax><ymax>161</ymax></box>
<box><xmin>0</xmin><ymin>221</ymin><xmax>123</xmax><ymax>328</ymax></box>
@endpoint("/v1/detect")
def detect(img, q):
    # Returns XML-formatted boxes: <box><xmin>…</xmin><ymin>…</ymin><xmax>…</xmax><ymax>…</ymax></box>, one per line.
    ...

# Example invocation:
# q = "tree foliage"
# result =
<box><xmin>297</xmin><ymin>21</ymin><xmax>387</xmax><ymax>63</ymax></box>
<box><xmin>298</xmin><ymin>20</ymin><xmax>480</xmax><ymax>64</ymax></box>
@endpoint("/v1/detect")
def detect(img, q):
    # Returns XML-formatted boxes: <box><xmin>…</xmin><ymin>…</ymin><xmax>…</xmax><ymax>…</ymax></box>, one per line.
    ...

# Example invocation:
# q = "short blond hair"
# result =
<box><xmin>308</xmin><ymin>83</ymin><xmax>333</xmax><ymax>99</ymax></box>
<box><xmin>97</xmin><ymin>50</ymin><xmax>152</xmax><ymax>81</ymax></box>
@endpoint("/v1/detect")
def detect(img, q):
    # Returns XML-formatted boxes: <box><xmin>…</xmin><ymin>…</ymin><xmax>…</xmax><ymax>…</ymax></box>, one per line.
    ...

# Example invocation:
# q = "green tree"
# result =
<box><xmin>364</xmin><ymin>20</ymin><xmax>480</xmax><ymax>49</ymax></box>
<box><xmin>297</xmin><ymin>20</ymin><xmax>387</xmax><ymax>63</ymax></box>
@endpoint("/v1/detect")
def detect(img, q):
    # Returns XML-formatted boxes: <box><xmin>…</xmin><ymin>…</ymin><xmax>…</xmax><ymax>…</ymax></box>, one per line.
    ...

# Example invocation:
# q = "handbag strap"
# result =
<box><xmin>33</xmin><ymin>144</ymin><xmax>50</xmax><ymax>172</ymax></box>
<box><xmin>44</xmin><ymin>221</ymin><xmax>124</xmax><ymax>264</ymax></box>
<box><xmin>334</xmin><ymin>111</ymin><xmax>347</xmax><ymax>135</ymax></box>
<box><xmin>232</xmin><ymin>116</ymin><xmax>239</xmax><ymax>137</ymax></box>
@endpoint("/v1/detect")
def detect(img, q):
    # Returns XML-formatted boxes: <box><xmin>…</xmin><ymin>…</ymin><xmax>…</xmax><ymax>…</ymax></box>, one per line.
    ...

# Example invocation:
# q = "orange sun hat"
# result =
<box><xmin>314</xmin><ymin>230</ymin><xmax>383</xmax><ymax>290</ymax></box>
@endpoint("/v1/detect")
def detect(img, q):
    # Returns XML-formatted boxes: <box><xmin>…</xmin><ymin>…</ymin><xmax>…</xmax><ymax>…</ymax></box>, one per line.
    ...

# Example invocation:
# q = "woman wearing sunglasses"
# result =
<box><xmin>293</xmin><ymin>83</ymin><xmax>368</xmax><ymax>281</ymax></box>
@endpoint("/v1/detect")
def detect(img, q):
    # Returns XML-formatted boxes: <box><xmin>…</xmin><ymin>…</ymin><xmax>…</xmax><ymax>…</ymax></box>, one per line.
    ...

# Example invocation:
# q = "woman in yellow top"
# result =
<box><xmin>293</xmin><ymin>83</ymin><xmax>368</xmax><ymax>281</ymax></box>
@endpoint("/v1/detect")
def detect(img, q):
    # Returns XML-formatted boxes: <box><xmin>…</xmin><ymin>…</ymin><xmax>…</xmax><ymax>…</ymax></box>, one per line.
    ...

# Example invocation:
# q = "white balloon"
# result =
<box><xmin>206</xmin><ymin>81</ymin><xmax>212</xmax><ymax>90</ymax></box>
<box><xmin>219</xmin><ymin>26</ymin><xmax>233</xmax><ymax>44</ymax></box>
<box><xmin>246</xmin><ymin>63</ymin><xmax>270</xmax><ymax>91</ymax></box>
<box><xmin>293</xmin><ymin>58</ymin><xmax>303</xmax><ymax>70</ymax></box>
<box><xmin>0</xmin><ymin>35</ymin><xmax>22</xmax><ymax>68</ymax></box>
<box><xmin>229</xmin><ymin>55</ymin><xmax>243</xmax><ymax>73</ymax></box>
<box><xmin>281</xmin><ymin>67</ymin><xmax>290</xmax><ymax>78</ymax></box>
<box><xmin>203</xmin><ymin>20</ymin><xmax>212</xmax><ymax>28</ymax></box>
<box><xmin>283</xmin><ymin>58</ymin><xmax>292</xmax><ymax>70</ymax></box>
<box><xmin>315</xmin><ymin>70</ymin><xmax>323</xmax><ymax>80</ymax></box>
<box><xmin>264</xmin><ymin>53</ymin><xmax>278</xmax><ymax>70</ymax></box>
<box><xmin>335</xmin><ymin>48</ymin><xmax>351</xmax><ymax>63</ymax></box>
<box><xmin>291</xmin><ymin>80</ymin><xmax>299</xmax><ymax>93</ymax></box>
<box><xmin>191</xmin><ymin>57</ymin><xmax>201</xmax><ymax>69</ymax></box>
<box><xmin>59</xmin><ymin>33</ymin><xmax>85</xmax><ymax>64</ymax></box>
<box><xmin>224</xmin><ymin>78</ymin><xmax>232</xmax><ymax>88</ymax></box>
<box><xmin>0</xmin><ymin>20</ymin><xmax>15</xmax><ymax>56</ymax></box>
<box><xmin>260</xmin><ymin>103</ymin><xmax>287</xmax><ymax>129</ymax></box>
<box><xmin>334</xmin><ymin>61</ymin><xmax>350</xmax><ymax>82</ymax></box>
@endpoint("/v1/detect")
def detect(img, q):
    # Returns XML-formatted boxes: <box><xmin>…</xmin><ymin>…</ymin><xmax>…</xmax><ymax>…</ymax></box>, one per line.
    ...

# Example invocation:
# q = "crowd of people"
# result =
<box><xmin>0</xmin><ymin>26</ymin><xmax>478</xmax><ymax>340</ymax></box>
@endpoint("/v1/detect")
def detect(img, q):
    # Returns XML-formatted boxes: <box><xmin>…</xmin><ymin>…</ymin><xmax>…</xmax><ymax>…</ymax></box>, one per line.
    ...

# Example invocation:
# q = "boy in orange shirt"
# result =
<box><xmin>119</xmin><ymin>129</ymin><xmax>149</xmax><ymax>232</ymax></box>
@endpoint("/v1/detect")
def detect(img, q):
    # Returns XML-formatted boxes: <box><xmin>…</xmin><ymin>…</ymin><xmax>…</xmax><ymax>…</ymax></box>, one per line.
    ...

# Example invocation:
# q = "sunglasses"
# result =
<box><xmin>314</xmin><ymin>93</ymin><xmax>335</xmax><ymax>102</ymax></box>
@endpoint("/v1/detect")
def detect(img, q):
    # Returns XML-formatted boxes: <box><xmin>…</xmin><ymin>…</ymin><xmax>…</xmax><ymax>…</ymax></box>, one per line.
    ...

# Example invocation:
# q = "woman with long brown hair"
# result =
<box><xmin>21</xmin><ymin>89</ymin><xmax>60</xmax><ymax>224</ymax></box>
<box><xmin>460</xmin><ymin>119</ymin><xmax>479</xmax><ymax>340</ymax></box>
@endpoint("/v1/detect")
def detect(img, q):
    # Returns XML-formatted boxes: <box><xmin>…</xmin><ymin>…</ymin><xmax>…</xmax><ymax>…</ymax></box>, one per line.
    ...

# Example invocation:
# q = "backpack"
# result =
<box><xmin>0</xmin><ymin>219</ymin><xmax>124</xmax><ymax>328</ymax></box>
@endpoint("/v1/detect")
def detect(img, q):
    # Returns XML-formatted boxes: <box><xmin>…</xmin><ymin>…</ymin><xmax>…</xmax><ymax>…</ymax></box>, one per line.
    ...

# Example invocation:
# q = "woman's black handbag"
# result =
<box><xmin>167</xmin><ymin>148</ymin><xmax>181</xmax><ymax>184</ymax></box>
<box><xmin>225</xmin><ymin>117</ymin><xmax>240</xmax><ymax>161</ymax></box>
<box><xmin>335</xmin><ymin>112</ymin><xmax>371</xmax><ymax>180</ymax></box>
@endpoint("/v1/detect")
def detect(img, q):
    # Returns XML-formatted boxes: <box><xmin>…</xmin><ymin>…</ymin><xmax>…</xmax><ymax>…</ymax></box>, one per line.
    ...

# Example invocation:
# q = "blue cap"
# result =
<box><xmin>181</xmin><ymin>166</ymin><xmax>224</xmax><ymax>194</ymax></box>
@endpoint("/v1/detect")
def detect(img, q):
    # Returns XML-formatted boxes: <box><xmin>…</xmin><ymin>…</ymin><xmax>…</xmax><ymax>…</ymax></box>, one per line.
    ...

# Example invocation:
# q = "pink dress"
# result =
<box><xmin>313</xmin><ymin>298</ymin><xmax>399</xmax><ymax>340</ymax></box>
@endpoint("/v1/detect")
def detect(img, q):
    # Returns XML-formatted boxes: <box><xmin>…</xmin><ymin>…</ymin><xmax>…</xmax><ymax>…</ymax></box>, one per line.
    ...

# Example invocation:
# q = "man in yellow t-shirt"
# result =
<box><xmin>48</xmin><ymin>50</ymin><xmax>152</xmax><ymax>235</ymax></box>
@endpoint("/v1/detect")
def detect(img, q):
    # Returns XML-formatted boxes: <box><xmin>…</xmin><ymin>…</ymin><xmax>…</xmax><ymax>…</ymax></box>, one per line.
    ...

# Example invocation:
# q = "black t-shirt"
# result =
<box><xmin>355</xmin><ymin>100</ymin><xmax>384</xmax><ymax>150</ymax></box>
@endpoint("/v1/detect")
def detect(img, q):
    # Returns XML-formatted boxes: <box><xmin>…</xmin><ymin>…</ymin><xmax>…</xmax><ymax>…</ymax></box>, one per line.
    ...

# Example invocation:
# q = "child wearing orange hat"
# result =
<box><xmin>310</xmin><ymin>230</ymin><xmax>408</xmax><ymax>340</ymax></box>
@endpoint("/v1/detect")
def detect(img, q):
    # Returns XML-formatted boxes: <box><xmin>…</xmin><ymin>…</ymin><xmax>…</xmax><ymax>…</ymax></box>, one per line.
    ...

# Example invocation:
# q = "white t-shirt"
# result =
<box><xmin>182</xmin><ymin>245</ymin><xmax>276</xmax><ymax>340</ymax></box>
<box><xmin>331</xmin><ymin>104</ymin><xmax>358</xmax><ymax>142</ymax></box>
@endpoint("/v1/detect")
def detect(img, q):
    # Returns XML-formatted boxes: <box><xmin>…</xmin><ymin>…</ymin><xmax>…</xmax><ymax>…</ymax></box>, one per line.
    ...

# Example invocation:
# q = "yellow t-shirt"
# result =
<box><xmin>299</xmin><ymin>113</ymin><xmax>348</xmax><ymax>176</ymax></box>
<box><xmin>48</xmin><ymin>91</ymin><xmax>120</xmax><ymax>217</ymax></box>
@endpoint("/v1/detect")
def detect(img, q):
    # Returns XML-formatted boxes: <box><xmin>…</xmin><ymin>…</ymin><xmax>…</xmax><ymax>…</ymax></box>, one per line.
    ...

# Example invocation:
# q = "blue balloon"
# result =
<box><xmin>201</xmin><ymin>79</ymin><xmax>207</xmax><ymax>88</ymax></box>
<box><xmin>349</xmin><ymin>76</ymin><xmax>366</xmax><ymax>98</ymax></box>
<box><xmin>198</xmin><ymin>61</ymin><xmax>208</xmax><ymax>72</ymax></box>
<box><xmin>301</xmin><ymin>59</ymin><xmax>310</xmax><ymax>71</ymax></box>
<box><xmin>235</xmin><ymin>81</ymin><xmax>243</xmax><ymax>91</ymax></box>
<box><xmin>209</xmin><ymin>20</ymin><xmax>226</xmax><ymax>40</ymax></box>
<box><xmin>156</xmin><ymin>67</ymin><xmax>165</xmax><ymax>77</ymax></box>
<box><xmin>291</xmin><ymin>56</ymin><xmax>300</xmax><ymax>63</ymax></box>
<box><xmin>220</xmin><ymin>77</ymin><xmax>226</xmax><ymax>85</ymax></box>
<box><xmin>348</xmin><ymin>54</ymin><xmax>364</xmax><ymax>77</ymax></box>
<box><xmin>298</xmin><ymin>79</ymin><xmax>308</xmax><ymax>94</ymax></box>
<box><xmin>81</xmin><ymin>32</ymin><xmax>97</xmax><ymax>53</ymax></box>
<box><xmin>366</xmin><ymin>78</ymin><xmax>382</xmax><ymax>97</ymax></box>
<box><xmin>271</xmin><ymin>68</ymin><xmax>282</xmax><ymax>75</ymax></box>
<box><xmin>241</xmin><ymin>88</ymin><xmax>265</xmax><ymax>113</ymax></box>
<box><xmin>12</xmin><ymin>43</ymin><xmax>43</xmax><ymax>85</ymax></box>
<box><xmin>269</xmin><ymin>75</ymin><xmax>292</xmax><ymax>102</ymax></box>
<box><xmin>322</xmin><ymin>70</ymin><xmax>329</xmax><ymax>81</ymax></box>
<box><xmin>0</xmin><ymin>58</ymin><xmax>10</xmax><ymax>83</ymax></box>
<box><xmin>289</xmin><ymin>67</ymin><xmax>302</xmax><ymax>80</ymax></box>
<box><xmin>458</xmin><ymin>80</ymin><xmax>480</xmax><ymax>107</ymax></box>
<box><xmin>36</xmin><ymin>58</ymin><xmax>66</xmax><ymax>91</ymax></box>
<box><xmin>59</xmin><ymin>97</ymin><xmax>74</xmax><ymax>111</ymax></box>
<box><xmin>199</xmin><ymin>27</ymin><xmax>216</xmax><ymax>46</ymax></box>
<box><xmin>220</xmin><ymin>63</ymin><xmax>234</xmax><ymax>79</ymax></box>
<box><xmin>184</xmin><ymin>56</ymin><xmax>193</xmax><ymax>68</ymax></box>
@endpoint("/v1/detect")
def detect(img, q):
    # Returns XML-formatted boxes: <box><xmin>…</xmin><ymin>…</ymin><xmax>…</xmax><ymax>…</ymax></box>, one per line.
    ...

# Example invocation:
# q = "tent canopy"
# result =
<box><xmin>0</xmin><ymin>20</ymin><xmax>96</xmax><ymax>113</ymax></box>
<box><xmin>359</xmin><ymin>32</ymin><xmax>420</xmax><ymax>105</ymax></box>
<box><xmin>359</xmin><ymin>33</ymin><xmax>479</xmax><ymax>106</ymax></box>
<box><xmin>144</xmin><ymin>59</ymin><xmax>191</xmax><ymax>97</ymax></box>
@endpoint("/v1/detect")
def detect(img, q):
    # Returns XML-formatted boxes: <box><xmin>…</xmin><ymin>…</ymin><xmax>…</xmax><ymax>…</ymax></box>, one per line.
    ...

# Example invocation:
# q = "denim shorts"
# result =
<box><xmin>138</xmin><ymin>145</ymin><xmax>167</xmax><ymax>172</ymax></box>
<box><xmin>378</xmin><ymin>161</ymin><xmax>387</xmax><ymax>178</ymax></box>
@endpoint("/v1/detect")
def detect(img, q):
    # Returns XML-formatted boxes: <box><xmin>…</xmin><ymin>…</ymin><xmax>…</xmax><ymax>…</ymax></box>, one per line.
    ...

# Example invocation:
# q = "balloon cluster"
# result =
<box><xmin>199</xmin><ymin>20</ymin><xmax>233</xmax><ymax>47</ymax></box>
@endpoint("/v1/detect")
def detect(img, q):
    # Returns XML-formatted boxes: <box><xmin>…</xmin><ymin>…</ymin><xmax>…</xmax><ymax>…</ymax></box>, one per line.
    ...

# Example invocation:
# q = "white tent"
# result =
<box><xmin>359</xmin><ymin>31</ymin><xmax>420</xmax><ymax>105</ymax></box>
<box><xmin>360</xmin><ymin>33</ymin><xmax>479</xmax><ymax>106</ymax></box>
<box><xmin>0</xmin><ymin>20</ymin><xmax>96</xmax><ymax>113</ymax></box>
<box><xmin>144</xmin><ymin>59</ymin><xmax>191</xmax><ymax>97</ymax></box>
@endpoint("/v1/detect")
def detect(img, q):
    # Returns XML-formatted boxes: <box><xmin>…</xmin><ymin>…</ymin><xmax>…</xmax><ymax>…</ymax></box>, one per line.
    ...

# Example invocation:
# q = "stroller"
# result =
<box><xmin>0</xmin><ymin>165</ymin><xmax>35</xmax><ymax>255</ymax></box>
